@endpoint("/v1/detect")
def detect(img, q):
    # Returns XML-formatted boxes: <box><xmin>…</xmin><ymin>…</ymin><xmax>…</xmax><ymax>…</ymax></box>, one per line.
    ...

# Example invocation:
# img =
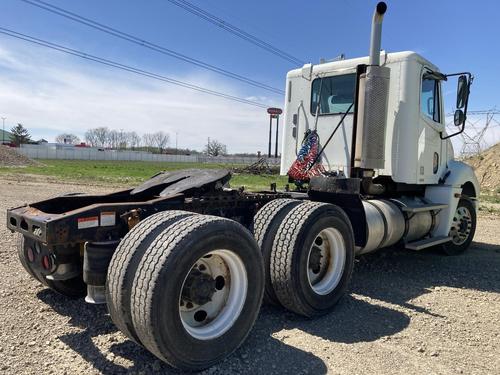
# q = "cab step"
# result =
<box><xmin>405</xmin><ymin>236</ymin><xmax>451</xmax><ymax>250</ymax></box>
<box><xmin>401</xmin><ymin>203</ymin><xmax>448</xmax><ymax>213</ymax></box>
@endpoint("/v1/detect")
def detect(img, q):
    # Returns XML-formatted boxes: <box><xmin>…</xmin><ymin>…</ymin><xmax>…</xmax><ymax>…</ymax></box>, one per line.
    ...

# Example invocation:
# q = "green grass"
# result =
<box><xmin>480</xmin><ymin>192</ymin><xmax>500</xmax><ymax>204</ymax></box>
<box><xmin>478</xmin><ymin>191</ymin><xmax>500</xmax><ymax>215</ymax></box>
<box><xmin>0</xmin><ymin>159</ymin><xmax>289</xmax><ymax>191</ymax></box>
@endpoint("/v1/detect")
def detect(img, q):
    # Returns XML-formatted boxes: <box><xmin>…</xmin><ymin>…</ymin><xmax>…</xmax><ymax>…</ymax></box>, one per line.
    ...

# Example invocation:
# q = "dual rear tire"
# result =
<box><xmin>106</xmin><ymin>212</ymin><xmax>264</xmax><ymax>371</ymax></box>
<box><xmin>254</xmin><ymin>200</ymin><xmax>355</xmax><ymax>317</ymax></box>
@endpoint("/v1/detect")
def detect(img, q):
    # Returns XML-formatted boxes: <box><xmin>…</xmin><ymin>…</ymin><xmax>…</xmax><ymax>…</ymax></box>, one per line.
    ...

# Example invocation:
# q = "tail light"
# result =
<box><xmin>27</xmin><ymin>247</ymin><xmax>35</xmax><ymax>263</ymax></box>
<box><xmin>42</xmin><ymin>255</ymin><xmax>51</xmax><ymax>271</ymax></box>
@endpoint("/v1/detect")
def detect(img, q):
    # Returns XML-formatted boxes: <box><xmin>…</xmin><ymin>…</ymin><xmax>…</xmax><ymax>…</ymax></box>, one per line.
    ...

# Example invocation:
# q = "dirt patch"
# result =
<box><xmin>0</xmin><ymin>178</ymin><xmax>498</xmax><ymax>374</ymax></box>
<box><xmin>0</xmin><ymin>146</ymin><xmax>38</xmax><ymax>167</ymax></box>
<box><xmin>465</xmin><ymin>142</ymin><xmax>500</xmax><ymax>192</ymax></box>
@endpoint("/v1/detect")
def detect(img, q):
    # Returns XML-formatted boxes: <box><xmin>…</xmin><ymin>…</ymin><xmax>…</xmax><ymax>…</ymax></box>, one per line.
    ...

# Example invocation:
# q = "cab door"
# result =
<box><xmin>417</xmin><ymin>70</ymin><xmax>445</xmax><ymax>184</ymax></box>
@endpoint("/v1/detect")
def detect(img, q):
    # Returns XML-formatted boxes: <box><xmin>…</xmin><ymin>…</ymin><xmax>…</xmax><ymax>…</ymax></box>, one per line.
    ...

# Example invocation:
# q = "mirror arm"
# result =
<box><xmin>440</xmin><ymin>122</ymin><xmax>465</xmax><ymax>140</ymax></box>
<box><xmin>440</xmin><ymin>72</ymin><xmax>473</xmax><ymax>140</ymax></box>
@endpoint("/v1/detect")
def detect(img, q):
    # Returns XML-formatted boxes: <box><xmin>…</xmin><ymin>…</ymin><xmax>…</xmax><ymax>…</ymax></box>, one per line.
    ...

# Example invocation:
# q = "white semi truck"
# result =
<box><xmin>7</xmin><ymin>2</ymin><xmax>478</xmax><ymax>371</ymax></box>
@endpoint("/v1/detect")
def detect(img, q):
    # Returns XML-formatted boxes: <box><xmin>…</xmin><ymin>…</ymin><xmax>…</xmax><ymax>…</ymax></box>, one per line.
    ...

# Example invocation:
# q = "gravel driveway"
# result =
<box><xmin>0</xmin><ymin>178</ymin><xmax>498</xmax><ymax>375</ymax></box>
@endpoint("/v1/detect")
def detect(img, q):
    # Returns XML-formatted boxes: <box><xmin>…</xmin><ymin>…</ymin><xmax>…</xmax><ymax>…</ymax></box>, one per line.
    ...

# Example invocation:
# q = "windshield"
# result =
<box><xmin>311</xmin><ymin>73</ymin><xmax>356</xmax><ymax>115</ymax></box>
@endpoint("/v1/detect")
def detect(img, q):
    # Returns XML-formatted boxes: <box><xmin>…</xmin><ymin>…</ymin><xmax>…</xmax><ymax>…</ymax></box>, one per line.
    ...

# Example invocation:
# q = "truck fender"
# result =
<box><xmin>425</xmin><ymin>160</ymin><xmax>479</xmax><ymax>237</ymax></box>
<box><xmin>445</xmin><ymin>160</ymin><xmax>480</xmax><ymax>200</ymax></box>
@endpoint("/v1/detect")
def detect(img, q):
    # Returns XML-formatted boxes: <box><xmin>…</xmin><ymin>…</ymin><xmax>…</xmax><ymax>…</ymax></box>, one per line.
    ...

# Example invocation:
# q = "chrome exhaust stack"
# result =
<box><xmin>369</xmin><ymin>2</ymin><xmax>387</xmax><ymax>66</ymax></box>
<box><xmin>354</xmin><ymin>2</ymin><xmax>390</xmax><ymax>172</ymax></box>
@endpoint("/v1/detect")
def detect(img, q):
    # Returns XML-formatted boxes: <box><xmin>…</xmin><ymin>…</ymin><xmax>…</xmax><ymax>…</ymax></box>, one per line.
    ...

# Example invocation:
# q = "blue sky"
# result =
<box><xmin>0</xmin><ymin>0</ymin><xmax>499</xmax><ymax>152</ymax></box>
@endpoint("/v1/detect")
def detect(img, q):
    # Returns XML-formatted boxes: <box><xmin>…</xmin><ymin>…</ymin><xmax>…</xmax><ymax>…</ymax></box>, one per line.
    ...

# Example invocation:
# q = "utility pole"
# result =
<box><xmin>266</xmin><ymin>108</ymin><xmax>282</xmax><ymax>158</ymax></box>
<box><xmin>268</xmin><ymin>115</ymin><xmax>272</xmax><ymax>158</ymax></box>
<box><xmin>1</xmin><ymin>117</ymin><xmax>6</xmax><ymax>145</ymax></box>
<box><xmin>175</xmin><ymin>131</ymin><xmax>178</xmax><ymax>154</ymax></box>
<box><xmin>275</xmin><ymin>114</ymin><xmax>279</xmax><ymax>158</ymax></box>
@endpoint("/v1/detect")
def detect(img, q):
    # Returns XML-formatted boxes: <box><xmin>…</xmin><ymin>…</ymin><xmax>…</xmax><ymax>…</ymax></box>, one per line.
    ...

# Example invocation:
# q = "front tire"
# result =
<box><xmin>130</xmin><ymin>215</ymin><xmax>264</xmax><ymax>371</ymax></box>
<box><xmin>441</xmin><ymin>198</ymin><xmax>477</xmax><ymax>255</ymax></box>
<box><xmin>270</xmin><ymin>201</ymin><xmax>355</xmax><ymax>317</ymax></box>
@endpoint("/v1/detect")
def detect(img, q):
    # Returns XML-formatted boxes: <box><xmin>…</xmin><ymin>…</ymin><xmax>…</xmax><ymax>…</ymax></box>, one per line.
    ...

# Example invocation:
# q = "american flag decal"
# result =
<box><xmin>287</xmin><ymin>129</ymin><xmax>325</xmax><ymax>183</ymax></box>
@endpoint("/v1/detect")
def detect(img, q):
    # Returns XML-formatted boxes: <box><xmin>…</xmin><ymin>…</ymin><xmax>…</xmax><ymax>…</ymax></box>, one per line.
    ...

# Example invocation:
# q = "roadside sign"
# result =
<box><xmin>267</xmin><ymin>107</ymin><xmax>282</xmax><ymax>115</ymax></box>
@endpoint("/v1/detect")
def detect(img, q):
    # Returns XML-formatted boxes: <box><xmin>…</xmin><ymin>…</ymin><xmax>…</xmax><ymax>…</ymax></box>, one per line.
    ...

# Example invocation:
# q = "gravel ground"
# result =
<box><xmin>0</xmin><ymin>178</ymin><xmax>499</xmax><ymax>375</ymax></box>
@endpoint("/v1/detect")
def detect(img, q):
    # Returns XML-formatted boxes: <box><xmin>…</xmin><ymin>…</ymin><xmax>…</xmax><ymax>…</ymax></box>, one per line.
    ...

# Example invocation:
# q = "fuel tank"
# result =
<box><xmin>358</xmin><ymin>197</ymin><xmax>438</xmax><ymax>255</ymax></box>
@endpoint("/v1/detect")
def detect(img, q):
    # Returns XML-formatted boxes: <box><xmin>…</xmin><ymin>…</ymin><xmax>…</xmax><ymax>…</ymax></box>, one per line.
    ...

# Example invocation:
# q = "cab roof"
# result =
<box><xmin>286</xmin><ymin>51</ymin><xmax>439</xmax><ymax>78</ymax></box>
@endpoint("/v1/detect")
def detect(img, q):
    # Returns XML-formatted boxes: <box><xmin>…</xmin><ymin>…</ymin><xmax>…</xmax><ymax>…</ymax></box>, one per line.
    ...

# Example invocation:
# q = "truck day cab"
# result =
<box><xmin>6</xmin><ymin>2</ymin><xmax>478</xmax><ymax>371</ymax></box>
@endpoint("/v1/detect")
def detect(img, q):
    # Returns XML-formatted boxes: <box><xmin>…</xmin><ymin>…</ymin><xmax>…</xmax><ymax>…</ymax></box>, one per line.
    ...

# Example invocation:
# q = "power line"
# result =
<box><xmin>20</xmin><ymin>0</ymin><xmax>284</xmax><ymax>95</ymax></box>
<box><xmin>446</xmin><ymin>109</ymin><xmax>500</xmax><ymax>157</ymax></box>
<box><xmin>0</xmin><ymin>27</ymin><xmax>270</xmax><ymax>109</ymax></box>
<box><xmin>166</xmin><ymin>0</ymin><xmax>305</xmax><ymax>66</ymax></box>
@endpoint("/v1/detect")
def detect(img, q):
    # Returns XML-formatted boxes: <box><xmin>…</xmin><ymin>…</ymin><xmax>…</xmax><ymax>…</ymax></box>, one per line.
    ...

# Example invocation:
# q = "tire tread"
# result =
<box><xmin>106</xmin><ymin>210</ymin><xmax>195</xmax><ymax>343</ymax></box>
<box><xmin>253</xmin><ymin>198</ymin><xmax>300</xmax><ymax>304</ymax></box>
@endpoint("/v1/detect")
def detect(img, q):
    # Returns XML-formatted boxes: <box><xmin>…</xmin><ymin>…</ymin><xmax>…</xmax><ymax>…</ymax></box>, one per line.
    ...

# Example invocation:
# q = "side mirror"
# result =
<box><xmin>456</xmin><ymin>75</ymin><xmax>468</xmax><ymax>109</ymax></box>
<box><xmin>454</xmin><ymin>109</ymin><xmax>465</xmax><ymax>126</ymax></box>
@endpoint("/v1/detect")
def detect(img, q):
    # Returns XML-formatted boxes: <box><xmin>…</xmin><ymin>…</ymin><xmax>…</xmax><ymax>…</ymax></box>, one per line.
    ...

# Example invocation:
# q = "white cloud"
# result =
<box><xmin>0</xmin><ymin>41</ymin><xmax>283</xmax><ymax>153</ymax></box>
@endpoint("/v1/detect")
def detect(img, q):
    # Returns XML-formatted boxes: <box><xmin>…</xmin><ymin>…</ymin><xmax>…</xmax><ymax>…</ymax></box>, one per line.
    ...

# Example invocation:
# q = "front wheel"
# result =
<box><xmin>441</xmin><ymin>198</ymin><xmax>477</xmax><ymax>255</ymax></box>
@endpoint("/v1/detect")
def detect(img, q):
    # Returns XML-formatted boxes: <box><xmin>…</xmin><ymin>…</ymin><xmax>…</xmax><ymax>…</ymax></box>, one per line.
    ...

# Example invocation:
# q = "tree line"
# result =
<box><xmin>7</xmin><ymin>124</ymin><xmax>235</xmax><ymax>157</ymax></box>
<box><xmin>82</xmin><ymin>127</ymin><xmax>169</xmax><ymax>152</ymax></box>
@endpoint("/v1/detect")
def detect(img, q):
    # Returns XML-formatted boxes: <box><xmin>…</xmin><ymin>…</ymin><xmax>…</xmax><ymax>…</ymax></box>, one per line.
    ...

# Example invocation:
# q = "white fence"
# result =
<box><xmin>19</xmin><ymin>144</ymin><xmax>280</xmax><ymax>165</ymax></box>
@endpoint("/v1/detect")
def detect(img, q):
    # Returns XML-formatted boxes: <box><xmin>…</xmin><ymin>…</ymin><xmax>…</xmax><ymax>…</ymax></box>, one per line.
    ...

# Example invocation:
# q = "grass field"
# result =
<box><xmin>0</xmin><ymin>159</ymin><xmax>289</xmax><ymax>191</ymax></box>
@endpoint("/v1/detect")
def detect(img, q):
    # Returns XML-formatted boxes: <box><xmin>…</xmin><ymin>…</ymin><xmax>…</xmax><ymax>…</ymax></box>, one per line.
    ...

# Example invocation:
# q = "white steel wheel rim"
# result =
<box><xmin>179</xmin><ymin>249</ymin><xmax>248</xmax><ymax>340</ymax></box>
<box><xmin>450</xmin><ymin>205</ymin><xmax>472</xmax><ymax>245</ymax></box>
<box><xmin>306</xmin><ymin>228</ymin><xmax>346</xmax><ymax>295</ymax></box>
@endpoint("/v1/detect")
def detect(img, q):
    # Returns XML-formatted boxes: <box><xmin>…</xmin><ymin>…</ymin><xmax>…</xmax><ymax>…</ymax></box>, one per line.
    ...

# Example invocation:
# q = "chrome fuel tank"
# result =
<box><xmin>358</xmin><ymin>198</ymin><xmax>438</xmax><ymax>255</ymax></box>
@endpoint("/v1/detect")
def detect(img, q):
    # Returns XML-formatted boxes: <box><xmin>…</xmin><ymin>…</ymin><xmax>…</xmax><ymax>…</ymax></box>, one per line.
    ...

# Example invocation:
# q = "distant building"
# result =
<box><xmin>0</xmin><ymin>129</ymin><xmax>13</xmax><ymax>144</ymax></box>
<box><xmin>36</xmin><ymin>139</ymin><xmax>49</xmax><ymax>145</ymax></box>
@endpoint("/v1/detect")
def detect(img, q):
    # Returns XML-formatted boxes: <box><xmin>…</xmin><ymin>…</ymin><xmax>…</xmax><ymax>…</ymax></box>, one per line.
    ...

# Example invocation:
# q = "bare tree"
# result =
<box><xmin>107</xmin><ymin>129</ymin><xmax>119</xmax><ymax>149</ymax></box>
<box><xmin>204</xmin><ymin>139</ymin><xmax>227</xmax><ymax>157</ymax></box>
<box><xmin>116</xmin><ymin>129</ymin><xmax>128</xmax><ymax>149</ymax></box>
<box><xmin>84</xmin><ymin>130</ymin><xmax>97</xmax><ymax>147</ymax></box>
<box><xmin>85</xmin><ymin>127</ymin><xmax>109</xmax><ymax>148</ymax></box>
<box><xmin>142</xmin><ymin>133</ymin><xmax>155</xmax><ymax>152</ymax></box>
<box><xmin>55</xmin><ymin>133</ymin><xmax>80</xmax><ymax>145</ymax></box>
<box><xmin>95</xmin><ymin>127</ymin><xmax>109</xmax><ymax>147</ymax></box>
<box><xmin>152</xmin><ymin>131</ymin><xmax>170</xmax><ymax>153</ymax></box>
<box><xmin>126</xmin><ymin>131</ymin><xmax>141</xmax><ymax>149</ymax></box>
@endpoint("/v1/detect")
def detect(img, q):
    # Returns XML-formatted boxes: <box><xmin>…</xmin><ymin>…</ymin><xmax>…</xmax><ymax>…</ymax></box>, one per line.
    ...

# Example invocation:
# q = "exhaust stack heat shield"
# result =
<box><xmin>354</xmin><ymin>65</ymin><xmax>390</xmax><ymax>170</ymax></box>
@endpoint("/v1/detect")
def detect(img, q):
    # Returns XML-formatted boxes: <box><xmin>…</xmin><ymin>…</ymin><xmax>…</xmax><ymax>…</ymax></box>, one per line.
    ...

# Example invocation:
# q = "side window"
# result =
<box><xmin>311</xmin><ymin>73</ymin><xmax>356</xmax><ymax>115</ymax></box>
<box><xmin>421</xmin><ymin>77</ymin><xmax>440</xmax><ymax>123</ymax></box>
